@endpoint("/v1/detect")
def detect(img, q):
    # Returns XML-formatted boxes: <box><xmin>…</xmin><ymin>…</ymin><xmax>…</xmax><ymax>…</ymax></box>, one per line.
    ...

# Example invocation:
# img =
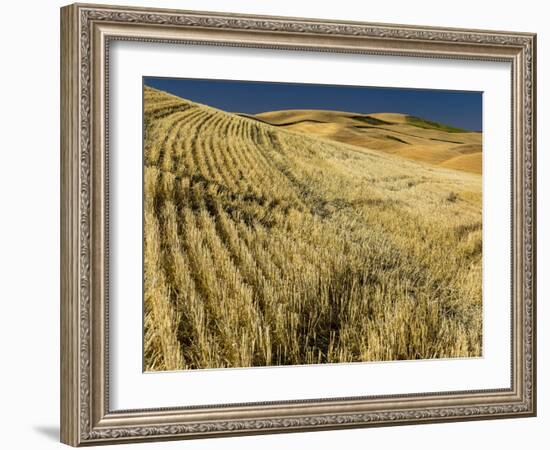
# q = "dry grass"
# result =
<box><xmin>440</xmin><ymin>153</ymin><xmax>483</xmax><ymax>174</ymax></box>
<box><xmin>143</xmin><ymin>86</ymin><xmax>482</xmax><ymax>371</ymax></box>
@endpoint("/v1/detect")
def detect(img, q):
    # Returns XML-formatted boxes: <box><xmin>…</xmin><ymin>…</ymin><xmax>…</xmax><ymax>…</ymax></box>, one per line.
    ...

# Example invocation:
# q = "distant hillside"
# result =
<box><xmin>239</xmin><ymin>109</ymin><xmax>482</xmax><ymax>174</ymax></box>
<box><xmin>143</xmin><ymin>86</ymin><xmax>482</xmax><ymax>371</ymax></box>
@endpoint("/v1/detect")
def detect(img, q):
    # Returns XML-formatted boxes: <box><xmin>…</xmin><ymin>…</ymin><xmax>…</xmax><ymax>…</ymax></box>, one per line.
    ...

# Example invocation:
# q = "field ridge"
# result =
<box><xmin>239</xmin><ymin>108</ymin><xmax>482</xmax><ymax>174</ymax></box>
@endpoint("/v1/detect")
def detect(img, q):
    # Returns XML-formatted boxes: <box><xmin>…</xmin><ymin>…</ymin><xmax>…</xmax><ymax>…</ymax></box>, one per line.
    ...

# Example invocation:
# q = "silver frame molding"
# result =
<box><xmin>61</xmin><ymin>3</ymin><xmax>536</xmax><ymax>446</ymax></box>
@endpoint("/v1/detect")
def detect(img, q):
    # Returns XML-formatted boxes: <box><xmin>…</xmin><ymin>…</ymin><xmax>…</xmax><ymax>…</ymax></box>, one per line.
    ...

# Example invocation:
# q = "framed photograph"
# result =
<box><xmin>60</xmin><ymin>3</ymin><xmax>536</xmax><ymax>446</ymax></box>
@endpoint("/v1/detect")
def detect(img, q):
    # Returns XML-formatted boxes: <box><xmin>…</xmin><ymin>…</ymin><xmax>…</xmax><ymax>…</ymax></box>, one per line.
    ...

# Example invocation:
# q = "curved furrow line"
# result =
<box><xmin>147</xmin><ymin>106</ymin><xmax>272</xmax><ymax>365</ymax></box>
<box><xmin>233</xmin><ymin>119</ymin><xmax>274</xmax><ymax>199</ymax></box>
<box><xmin>163</xmin><ymin>107</ymin><xmax>204</xmax><ymax>176</ymax></box>
<box><xmin>143</xmin><ymin>97</ymin><xmax>181</xmax><ymax>110</ymax></box>
<box><xmin>178</xmin><ymin>205</ymin><xmax>260</xmax><ymax>368</ymax></box>
<box><xmin>208</xmin><ymin>117</ymin><xmax>269</xmax><ymax>211</ymax></box>
<box><xmin>194</xmin><ymin>111</ymin><xmax>230</xmax><ymax>186</ymax></box>
<box><xmin>217</xmin><ymin>115</ymin><xmax>256</xmax><ymax>193</ymax></box>
<box><xmin>224</xmin><ymin>118</ymin><xmax>273</xmax><ymax>203</ymax></box>
<box><xmin>158</xmin><ymin>196</ymin><xmax>217</xmax><ymax>369</ymax></box>
<box><xmin>222</xmin><ymin>115</ymin><xmax>255</xmax><ymax>183</ymax></box>
<box><xmin>258</xmin><ymin>131</ymin><xmax>313</xmax><ymax>201</ymax></box>
<box><xmin>229</xmin><ymin>123</ymin><xmax>307</xmax><ymax>218</ymax></box>
<box><xmin>169</xmin><ymin>108</ymin><xmax>212</xmax><ymax>178</ymax></box>
<box><xmin>195</xmin><ymin>209</ymin><xmax>261</xmax><ymax>366</ymax></box>
<box><xmin>210</xmin><ymin>206</ymin><xmax>285</xmax><ymax>365</ymax></box>
<box><xmin>205</xmin><ymin>114</ymin><xmax>242</xmax><ymax>191</ymax></box>
<box><xmin>188</xmin><ymin>177</ymin><xmax>208</xmax><ymax>214</ymax></box>
<box><xmin>192</xmin><ymin>114</ymin><xmax>300</xmax><ymax>298</ymax></box>
<box><xmin>144</xmin><ymin>101</ymin><xmax>192</xmax><ymax>122</ymax></box>
<box><xmin>240</xmin><ymin>121</ymin><xmax>300</xmax><ymax>194</ymax></box>
<box><xmin>205</xmin><ymin>180</ymin><xmax>286</xmax><ymax>292</ymax></box>
<box><xmin>171</xmin><ymin>107</ymin><xmax>212</xmax><ymax>178</ymax></box>
<box><xmin>260</xmin><ymin>130</ymin><xmax>319</xmax><ymax>210</ymax></box>
<box><xmin>187</xmin><ymin>110</ymin><xmax>223</xmax><ymax>182</ymax></box>
<box><xmin>241</xmin><ymin>121</ymin><xmax>285</xmax><ymax>180</ymax></box>
<box><xmin>164</xmin><ymin>117</ymin><xmax>188</xmax><ymax>175</ymax></box>
<box><xmin>145</xmin><ymin>111</ymin><xmax>189</xmax><ymax>168</ymax></box>
<box><xmin>239</xmin><ymin>120</ymin><xmax>303</xmax><ymax>206</ymax></box>
<box><xmin>186</xmin><ymin>173</ymin><xmax>288</xmax><ymax>320</ymax></box>
<box><xmin>154</xmin><ymin>105</ymin><xmax>355</xmax><ymax>344</ymax></box>
<box><xmin>143</xmin><ymin>94</ymin><xmax>166</xmax><ymax>105</ymax></box>
<box><xmin>220</xmin><ymin>118</ymin><xmax>256</xmax><ymax>192</ymax></box>
<box><xmin>144</xmin><ymin>98</ymin><xmax>185</xmax><ymax>114</ymax></box>
<box><xmin>176</xmin><ymin>206</ymin><xmax>229</xmax><ymax>367</ymax></box>
<box><xmin>159</xmin><ymin>114</ymin><xmax>191</xmax><ymax>174</ymax></box>
<box><xmin>143</xmin><ymin>168</ymin><xmax>184</xmax><ymax>371</ymax></box>
<box><xmin>145</xmin><ymin>112</ymin><xmax>183</xmax><ymax>166</ymax></box>
<box><xmin>190</xmin><ymin>111</ymin><xmax>223</xmax><ymax>182</ymax></box>
<box><xmin>210</xmin><ymin>198</ymin><xmax>277</xmax><ymax>294</ymax></box>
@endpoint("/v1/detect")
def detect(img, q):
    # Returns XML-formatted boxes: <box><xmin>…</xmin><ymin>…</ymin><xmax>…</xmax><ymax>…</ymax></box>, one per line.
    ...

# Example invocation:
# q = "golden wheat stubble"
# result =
<box><xmin>143</xmin><ymin>87</ymin><xmax>483</xmax><ymax>371</ymax></box>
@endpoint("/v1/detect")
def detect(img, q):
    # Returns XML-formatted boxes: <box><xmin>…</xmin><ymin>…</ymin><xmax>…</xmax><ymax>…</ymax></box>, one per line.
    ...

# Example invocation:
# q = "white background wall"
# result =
<box><xmin>0</xmin><ymin>1</ymin><xmax>546</xmax><ymax>448</ymax></box>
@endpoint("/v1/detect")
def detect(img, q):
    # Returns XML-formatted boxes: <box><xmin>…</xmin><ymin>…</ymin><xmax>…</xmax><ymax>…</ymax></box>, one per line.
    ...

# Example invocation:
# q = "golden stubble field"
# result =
<box><xmin>143</xmin><ymin>86</ymin><xmax>482</xmax><ymax>372</ymax></box>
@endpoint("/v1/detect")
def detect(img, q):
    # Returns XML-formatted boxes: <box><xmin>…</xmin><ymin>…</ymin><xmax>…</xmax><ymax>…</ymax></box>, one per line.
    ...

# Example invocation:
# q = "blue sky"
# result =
<box><xmin>144</xmin><ymin>77</ymin><xmax>482</xmax><ymax>132</ymax></box>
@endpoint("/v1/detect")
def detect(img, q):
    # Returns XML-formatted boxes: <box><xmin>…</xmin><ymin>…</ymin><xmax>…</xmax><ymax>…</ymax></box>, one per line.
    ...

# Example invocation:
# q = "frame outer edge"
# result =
<box><xmin>533</xmin><ymin>33</ymin><xmax>537</xmax><ymax>416</ymax></box>
<box><xmin>61</xmin><ymin>4</ymin><xmax>81</xmax><ymax>447</ymax></box>
<box><xmin>62</xmin><ymin>2</ymin><xmax>537</xmax><ymax>445</ymax></box>
<box><xmin>528</xmin><ymin>33</ymin><xmax>536</xmax><ymax>416</ymax></box>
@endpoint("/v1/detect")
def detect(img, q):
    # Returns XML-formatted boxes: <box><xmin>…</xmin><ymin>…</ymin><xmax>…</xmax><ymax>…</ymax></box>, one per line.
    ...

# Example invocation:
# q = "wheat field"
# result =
<box><xmin>143</xmin><ymin>86</ymin><xmax>482</xmax><ymax>372</ymax></box>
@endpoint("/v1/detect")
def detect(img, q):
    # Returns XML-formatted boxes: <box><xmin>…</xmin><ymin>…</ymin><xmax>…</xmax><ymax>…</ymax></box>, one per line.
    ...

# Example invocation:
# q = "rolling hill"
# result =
<box><xmin>240</xmin><ymin>109</ymin><xmax>482</xmax><ymax>174</ymax></box>
<box><xmin>143</xmin><ymin>86</ymin><xmax>482</xmax><ymax>371</ymax></box>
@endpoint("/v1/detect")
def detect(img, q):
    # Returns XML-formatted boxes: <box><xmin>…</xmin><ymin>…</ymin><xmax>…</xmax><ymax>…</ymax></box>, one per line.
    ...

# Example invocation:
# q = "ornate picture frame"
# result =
<box><xmin>60</xmin><ymin>3</ymin><xmax>536</xmax><ymax>446</ymax></box>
